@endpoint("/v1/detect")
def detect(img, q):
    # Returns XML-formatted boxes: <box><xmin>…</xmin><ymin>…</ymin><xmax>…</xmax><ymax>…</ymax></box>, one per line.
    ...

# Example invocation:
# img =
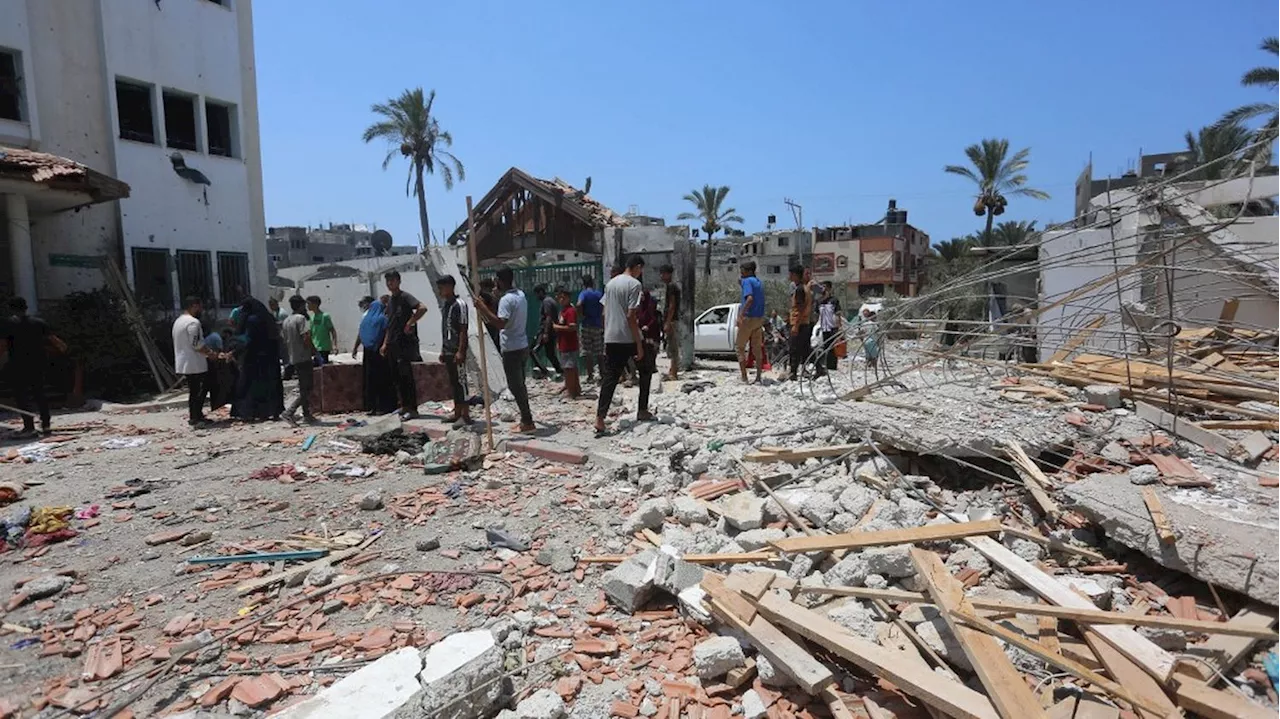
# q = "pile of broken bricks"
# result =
<box><xmin>581</xmin><ymin>441</ymin><xmax>1280</xmax><ymax>719</ymax></box>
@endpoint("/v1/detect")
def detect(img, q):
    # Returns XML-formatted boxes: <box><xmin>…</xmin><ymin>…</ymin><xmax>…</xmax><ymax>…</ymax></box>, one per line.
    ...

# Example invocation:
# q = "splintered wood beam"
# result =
<box><xmin>1002</xmin><ymin>441</ymin><xmax>1060</xmax><ymax>519</ymax></box>
<box><xmin>797</xmin><ymin>586</ymin><xmax>1278</xmax><ymax>639</ymax></box>
<box><xmin>754</xmin><ymin>592</ymin><xmax>999</xmax><ymax>719</ymax></box>
<box><xmin>1140</xmin><ymin>487</ymin><xmax>1177</xmax><ymax>544</ymax></box>
<box><xmin>951</xmin><ymin>610</ymin><xmax>1171</xmax><ymax>718</ymax></box>
<box><xmin>770</xmin><ymin>519</ymin><xmax>1002</xmax><ymax>553</ymax></box>
<box><xmin>1080</xmin><ymin>628</ymin><xmax>1178</xmax><ymax>719</ymax></box>
<box><xmin>961</xmin><ymin>534</ymin><xmax>1176</xmax><ymax>681</ymax></box>
<box><xmin>910</xmin><ymin>549</ymin><xmax>1046</xmax><ymax>719</ymax></box>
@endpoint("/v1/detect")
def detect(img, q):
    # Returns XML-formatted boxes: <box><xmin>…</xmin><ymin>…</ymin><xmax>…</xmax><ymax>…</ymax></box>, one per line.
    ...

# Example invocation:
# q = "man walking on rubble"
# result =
<box><xmin>787</xmin><ymin>264</ymin><xmax>812</xmax><ymax>381</ymax></box>
<box><xmin>595</xmin><ymin>255</ymin><xmax>648</xmax><ymax>436</ymax></box>
<box><xmin>576</xmin><ymin>274</ymin><xmax>604</xmax><ymax>383</ymax></box>
<box><xmin>659</xmin><ymin>264</ymin><xmax>682</xmax><ymax>380</ymax></box>
<box><xmin>380</xmin><ymin>270</ymin><xmax>428</xmax><ymax>420</ymax></box>
<box><xmin>172</xmin><ymin>296</ymin><xmax>224</xmax><ymax>428</ymax></box>
<box><xmin>436</xmin><ymin>275</ymin><xmax>471</xmax><ymax>426</ymax></box>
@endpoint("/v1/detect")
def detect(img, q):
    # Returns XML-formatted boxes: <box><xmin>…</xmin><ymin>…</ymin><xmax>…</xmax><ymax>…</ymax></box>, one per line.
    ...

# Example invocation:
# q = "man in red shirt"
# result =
<box><xmin>553</xmin><ymin>287</ymin><xmax>582</xmax><ymax>399</ymax></box>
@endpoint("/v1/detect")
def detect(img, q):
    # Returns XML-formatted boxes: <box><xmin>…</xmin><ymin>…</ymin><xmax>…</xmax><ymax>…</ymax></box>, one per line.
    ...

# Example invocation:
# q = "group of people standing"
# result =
<box><xmin>466</xmin><ymin>257</ymin><xmax>682</xmax><ymax>437</ymax></box>
<box><xmin>734</xmin><ymin>261</ymin><xmax>879</xmax><ymax>384</ymax></box>
<box><xmin>172</xmin><ymin>269</ymin><xmax>429</xmax><ymax>429</ymax></box>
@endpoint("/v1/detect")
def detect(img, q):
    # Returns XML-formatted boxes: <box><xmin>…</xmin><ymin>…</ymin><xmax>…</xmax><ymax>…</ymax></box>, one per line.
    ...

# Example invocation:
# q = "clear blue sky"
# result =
<box><xmin>255</xmin><ymin>0</ymin><xmax>1278</xmax><ymax>247</ymax></box>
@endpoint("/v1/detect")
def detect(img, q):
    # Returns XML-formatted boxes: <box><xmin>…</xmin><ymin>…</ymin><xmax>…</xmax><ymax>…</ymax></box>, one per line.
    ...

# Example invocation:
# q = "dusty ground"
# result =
<box><xmin>0</xmin><ymin>345</ymin><xmax>1275</xmax><ymax>718</ymax></box>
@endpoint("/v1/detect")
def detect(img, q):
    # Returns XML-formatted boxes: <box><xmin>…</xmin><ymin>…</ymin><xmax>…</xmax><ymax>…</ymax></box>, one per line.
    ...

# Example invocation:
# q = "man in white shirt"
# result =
<box><xmin>473</xmin><ymin>267</ymin><xmax>535</xmax><ymax>431</ymax></box>
<box><xmin>595</xmin><ymin>255</ymin><xmax>645</xmax><ymax>436</ymax></box>
<box><xmin>172</xmin><ymin>296</ymin><xmax>222</xmax><ymax>428</ymax></box>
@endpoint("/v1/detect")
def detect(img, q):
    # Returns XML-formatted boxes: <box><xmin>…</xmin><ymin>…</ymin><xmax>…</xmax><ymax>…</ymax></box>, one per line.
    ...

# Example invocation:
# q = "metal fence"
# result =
<box><xmin>478</xmin><ymin>261</ymin><xmax>604</xmax><ymax>347</ymax></box>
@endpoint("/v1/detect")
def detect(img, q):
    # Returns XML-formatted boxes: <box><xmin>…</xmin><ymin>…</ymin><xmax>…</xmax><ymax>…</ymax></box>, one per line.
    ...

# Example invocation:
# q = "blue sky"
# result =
<box><xmin>255</xmin><ymin>0</ymin><xmax>1278</xmax><ymax>247</ymax></box>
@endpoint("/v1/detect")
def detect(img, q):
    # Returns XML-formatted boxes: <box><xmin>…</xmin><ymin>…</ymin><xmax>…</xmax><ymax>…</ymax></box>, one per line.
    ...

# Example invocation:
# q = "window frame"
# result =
<box><xmin>131</xmin><ymin>248</ymin><xmax>173</xmax><ymax>309</ymax></box>
<box><xmin>205</xmin><ymin>99</ymin><xmax>238</xmax><ymax>158</ymax></box>
<box><xmin>115</xmin><ymin>78</ymin><xmax>157</xmax><ymax>145</ymax></box>
<box><xmin>0</xmin><ymin>47</ymin><xmax>25</xmax><ymax>122</ymax></box>
<box><xmin>216</xmin><ymin>251</ymin><xmax>250</xmax><ymax>308</ymax></box>
<box><xmin>175</xmin><ymin>249</ymin><xmax>215</xmax><ymax>307</ymax></box>
<box><xmin>162</xmin><ymin>89</ymin><xmax>200</xmax><ymax>152</ymax></box>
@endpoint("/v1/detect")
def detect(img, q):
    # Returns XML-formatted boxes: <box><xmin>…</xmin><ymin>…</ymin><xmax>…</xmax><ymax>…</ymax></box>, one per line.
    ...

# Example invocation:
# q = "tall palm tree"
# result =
<box><xmin>944</xmin><ymin>139</ymin><xmax>1050</xmax><ymax>244</ymax></box>
<box><xmin>1218</xmin><ymin>36</ymin><xmax>1278</xmax><ymax>160</ymax></box>
<box><xmin>362</xmin><ymin>88</ymin><xmax>464</xmax><ymax>247</ymax></box>
<box><xmin>676</xmin><ymin>185</ymin><xmax>743</xmax><ymax>276</ymax></box>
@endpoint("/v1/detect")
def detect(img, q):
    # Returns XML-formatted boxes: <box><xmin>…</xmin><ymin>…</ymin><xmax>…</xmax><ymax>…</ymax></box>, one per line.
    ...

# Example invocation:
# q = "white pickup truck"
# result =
<box><xmin>694</xmin><ymin>300</ymin><xmax>871</xmax><ymax>357</ymax></box>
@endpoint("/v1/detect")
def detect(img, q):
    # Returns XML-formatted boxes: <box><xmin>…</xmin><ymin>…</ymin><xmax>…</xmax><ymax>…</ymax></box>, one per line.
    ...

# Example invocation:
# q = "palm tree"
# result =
<box><xmin>676</xmin><ymin>185</ymin><xmax>744</xmax><ymax>276</ymax></box>
<box><xmin>930</xmin><ymin>237</ymin><xmax>974</xmax><ymax>261</ymax></box>
<box><xmin>944</xmin><ymin>139</ymin><xmax>1050</xmax><ymax>244</ymax></box>
<box><xmin>1185</xmin><ymin>122</ymin><xmax>1253</xmax><ymax>180</ymax></box>
<box><xmin>987</xmin><ymin>220</ymin><xmax>1040</xmax><ymax>248</ymax></box>
<box><xmin>362</xmin><ymin>88</ymin><xmax>464</xmax><ymax>247</ymax></box>
<box><xmin>1218</xmin><ymin>36</ymin><xmax>1278</xmax><ymax>159</ymax></box>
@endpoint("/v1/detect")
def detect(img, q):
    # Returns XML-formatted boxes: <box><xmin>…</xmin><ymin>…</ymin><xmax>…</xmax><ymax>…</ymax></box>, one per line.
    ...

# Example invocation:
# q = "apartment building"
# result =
<box><xmin>0</xmin><ymin>0</ymin><xmax>265</xmax><ymax>313</ymax></box>
<box><xmin>813</xmin><ymin>199</ymin><xmax>929</xmax><ymax>296</ymax></box>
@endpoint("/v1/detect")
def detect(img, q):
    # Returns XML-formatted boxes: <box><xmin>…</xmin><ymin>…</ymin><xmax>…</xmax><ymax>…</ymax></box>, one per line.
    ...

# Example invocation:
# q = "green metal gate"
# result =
<box><xmin>479</xmin><ymin>261</ymin><xmax>603</xmax><ymax>347</ymax></box>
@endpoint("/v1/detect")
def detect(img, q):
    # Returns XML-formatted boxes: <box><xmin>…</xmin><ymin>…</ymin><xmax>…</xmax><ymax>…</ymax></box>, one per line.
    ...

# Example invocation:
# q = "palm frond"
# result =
<box><xmin>676</xmin><ymin>212</ymin><xmax>697</xmax><ymax>221</ymax></box>
<box><xmin>943</xmin><ymin>165</ymin><xmax>979</xmax><ymax>182</ymax></box>
<box><xmin>1219</xmin><ymin>102</ymin><xmax>1277</xmax><ymax>126</ymax></box>
<box><xmin>1262</xmin><ymin>36</ymin><xmax>1278</xmax><ymax>55</ymax></box>
<box><xmin>1241</xmin><ymin>67</ymin><xmax>1279</xmax><ymax>89</ymax></box>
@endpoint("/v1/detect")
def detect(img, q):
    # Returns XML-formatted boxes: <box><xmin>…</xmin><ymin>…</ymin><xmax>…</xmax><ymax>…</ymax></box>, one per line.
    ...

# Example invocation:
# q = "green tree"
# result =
<box><xmin>1185</xmin><ymin>122</ymin><xmax>1254</xmax><ymax>180</ymax></box>
<box><xmin>944</xmin><ymin>139</ymin><xmax>1050</xmax><ymax>244</ymax></box>
<box><xmin>676</xmin><ymin>185</ymin><xmax>744</xmax><ymax>276</ymax></box>
<box><xmin>362</xmin><ymin>88</ymin><xmax>464</xmax><ymax>246</ymax></box>
<box><xmin>929</xmin><ymin>236</ymin><xmax>974</xmax><ymax>261</ymax></box>
<box><xmin>1218</xmin><ymin>36</ymin><xmax>1278</xmax><ymax>161</ymax></box>
<box><xmin>987</xmin><ymin>220</ymin><xmax>1040</xmax><ymax>248</ymax></box>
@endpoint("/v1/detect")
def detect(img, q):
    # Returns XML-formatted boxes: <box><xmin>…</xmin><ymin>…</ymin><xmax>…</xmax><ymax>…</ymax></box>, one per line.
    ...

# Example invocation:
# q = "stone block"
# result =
<box><xmin>672</xmin><ymin>496</ymin><xmax>710</xmax><ymax>525</ymax></box>
<box><xmin>1084</xmin><ymin>384</ymin><xmax>1122</xmax><ymax>409</ymax></box>
<box><xmin>692</xmin><ymin>636</ymin><xmax>745</xmax><ymax>679</ymax></box>
<box><xmin>734</xmin><ymin>528</ymin><xmax>785</xmax><ymax>552</ymax></box>
<box><xmin>602</xmin><ymin>550</ymin><xmax>660</xmax><ymax>613</ymax></box>
<box><xmin>719</xmin><ymin>493</ymin><xmax>765</xmax><ymax>531</ymax></box>
<box><xmin>507</xmin><ymin>439</ymin><xmax>587</xmax><ymax>465</ymax></box>
<box><xmin>276</xmin><ymin>647</ymin><xmax>422</xmax><ymax>719</ymax></box>
<box><xmin>395</xmin><ymin>630</ymin><xmax>508</xmax><ymax>719</ymax></box>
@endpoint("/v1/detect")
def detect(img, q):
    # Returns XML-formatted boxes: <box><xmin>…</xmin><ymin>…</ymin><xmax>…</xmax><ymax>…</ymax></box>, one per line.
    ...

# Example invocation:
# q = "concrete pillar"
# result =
<box><xmin>6</xmin><ymin>194</ymin><xmax>37</xmax><ymax>312</ymax></box>
<box><xmin>673</xmin><ymin>239</ymin><xmax>696</xmax><ymax>370</ymax></box>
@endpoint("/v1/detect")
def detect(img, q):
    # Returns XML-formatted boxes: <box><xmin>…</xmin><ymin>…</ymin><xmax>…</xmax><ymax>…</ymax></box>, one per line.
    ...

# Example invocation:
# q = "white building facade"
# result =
<box><xmin>0</xmin><ymin>0</ymin><xmax>266</xmax><ymax>313</ymax></box>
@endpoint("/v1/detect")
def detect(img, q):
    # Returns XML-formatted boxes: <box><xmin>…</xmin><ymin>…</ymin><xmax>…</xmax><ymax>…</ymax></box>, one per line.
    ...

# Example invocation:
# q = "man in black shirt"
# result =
<box><xmin>1</xmin><ymin>297</ymin><xmax>66</xmax><ymax>436</ymax></box>
<box><xmin>529</xmin><ymin>284</ymin><xmax>562</xmax><ymax>380</ymax></box>
<box><xmin>436</xmin><ymin>275</ymin><xmax>470</xmax><ymax>425</ymax></box>
<box><xmin>659</xmin><ymin>264</ymin><xmax>681</xmax><ymax>380</ymax></box>
<box><xmin>379</xmin><ymin>270</ymin><xmax>427</xmax><ymax>420</ymax></box>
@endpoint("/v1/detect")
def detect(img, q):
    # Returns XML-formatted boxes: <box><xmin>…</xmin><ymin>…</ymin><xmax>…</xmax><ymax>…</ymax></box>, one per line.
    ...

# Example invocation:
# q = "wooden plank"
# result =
<box><xmin>771</xmin><ymin>519</ymin><xmax>1002</xmax><ymax>553</ymax></box>
<box><xmin>800</xmin><ymin>587</ymin><xmax>1277</xmax><ymax>639</ymax></box>
<box><xmin>1003</xmin><ymin>442</ymin><xmax>1060</xmax><ymax>519</ymax></box>
<box><xmin>1058</xmin><ymin>637</ymin><xmax>1104</xmax><ymax>672</ymax></box>
<box><xmin>1172</xmin><ymin>673</ymin><xmax>1274</xmax><ymax>719</ymax></box>
<box><xmin>1135</xmin><ymin>401</ymin><xmax>1241</xmax><ymax>458</ymax></box>
<box><xmin>951</xmin><ymin>611</ymin><xmax>1170</xmax><ymax>719</ymax></box>
<box><xmin>1038</xmin><ymin>616</ymin><xmax>1060</xmax><ymax>655</ymax></box>
<box><xmin>962</xmin><ymin>534</ymin><xmax>1175</xmax><ymax>681</ymax></box>
<box><xmin>1047</xmin><ymin>315</ymin><xmax>1106</xmax><ymax>363</ymax></box>
<box><xmin>755</xmin><ymin>592</ymin><xmax>1000</xmax><ymax>719</ymax></box>
<box><xmin>701</xmin><ymin>573</ymin><xmax>758</xmax><ymax>624</ymax></box>
<box><xmin>1178</xmin><ymin>607</ymin><xmax>1277</xmax><ymax>684</ymax></box>
<box><xmin>746</xmin><ymin>443</ymin><xmax>865</xmax><ymax>462</ymax></box>
<box><xmin>742</xmin><ymin>612</ymin><xmax>834</xmax><ymax>694</ymax></box>
<box><xmin>999</xmin><ymin>525</ymin><xmax>1107</xmax><ymax>562</ymax></box>
<box><xmin>1139</xmin><ymin>487</ymin><xmax>1176</xmax><ymax>544</ymax></box>
<box><xmin>911</xmin><ymin>549</ymin><xmax>1046</xmax><ymax>719</ymax></box>
<box><xmin>708</xmin><ymin>582</ymin><xmax>834</xmax><ymax>694</ymax></box>
<box><xmin>1197</xmin><ymin>419</ymin><xmax>1278</xmax><ymax>431</ymax></box>
<box><xmin>820</xmin><ymin>687</ymin><xmax>859</xmax><ymax>719</ymax></box>
<box><xmin>723</xmin><ymin>571</ymin><xmax>774</xmax><ymax>600</ymax></box>
<box><xmin>1080</xmin><ymin>629</ymin><xmax>1177</xmax><ymax>719</ymax></box>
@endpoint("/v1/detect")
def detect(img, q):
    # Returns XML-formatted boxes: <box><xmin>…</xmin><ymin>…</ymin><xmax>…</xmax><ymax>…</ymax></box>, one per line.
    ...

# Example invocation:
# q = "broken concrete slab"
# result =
<box><xmin>692</xmin><ymin>635</ymin><xmax>745</xmax><ymax>679</ymax></box>
<box><xmin>1063</xmin><ymin>475</ymin><xmax>1278</xmax><ymax>604</ymax></box>
<box><xmin>719</xmin><ymin>493</ymin><xmax>766</xmax><ymax>531</ymax></box>
<box><xmin>343</xmin><ymin>413</ymin><xmax>403</xmax><ymax>442</ymax></box>
<box><xmin>602</xmin><ymin>550</ymin><xmax>661</xmax><ymax>613</ymax></box>
<box><xmin>276</xmin><ymin>647</ymin><xmax>422</xmax><ymax>719</ymax></box>
<box><xmin>394</xmin><ymin>630</ymin><xmax>508</xmax><ymax>719</ymax></box>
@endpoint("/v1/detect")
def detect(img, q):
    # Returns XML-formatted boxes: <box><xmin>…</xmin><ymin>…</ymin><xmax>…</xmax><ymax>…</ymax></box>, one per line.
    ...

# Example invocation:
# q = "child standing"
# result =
<box><xmin>553</xmin><ymin>287</ymin><xmax>581</xmax><ymax>399</ymax></box>
<box><xmin>306</xmin><ymin>295</ymin><xmax>336</xmax><ymax>365</ymax></box>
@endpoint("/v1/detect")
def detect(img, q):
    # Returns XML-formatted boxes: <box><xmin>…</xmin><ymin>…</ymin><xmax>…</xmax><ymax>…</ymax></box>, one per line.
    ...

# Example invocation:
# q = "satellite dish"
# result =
<box><xmin>371</xmin><ymin>230</ymin><xmax>393</xmax><ymax>256</ymax></box>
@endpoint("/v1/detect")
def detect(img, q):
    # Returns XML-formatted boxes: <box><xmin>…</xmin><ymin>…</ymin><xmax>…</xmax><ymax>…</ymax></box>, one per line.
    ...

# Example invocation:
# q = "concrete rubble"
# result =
<box><xmin>0</xmin><ymin>337</ymin><xmax>1275</xmax><ymax>719</ymax></box>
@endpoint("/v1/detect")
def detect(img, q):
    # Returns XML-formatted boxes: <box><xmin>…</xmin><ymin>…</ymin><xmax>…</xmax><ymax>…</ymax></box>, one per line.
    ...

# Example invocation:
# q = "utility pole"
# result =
<box><xmin>783</xmin><ymin>198</ymin><xmax>803</xmax><ymax>230</ymax></box>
